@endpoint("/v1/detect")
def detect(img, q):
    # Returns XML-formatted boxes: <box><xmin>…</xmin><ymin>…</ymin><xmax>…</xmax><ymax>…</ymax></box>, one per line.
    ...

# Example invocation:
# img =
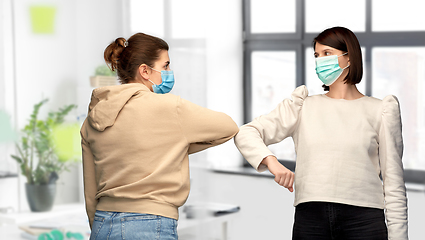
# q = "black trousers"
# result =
<box><xmin>292</xmin><ymin>202</ymin><xmax>388</xmax><ymax>240</ymax></box>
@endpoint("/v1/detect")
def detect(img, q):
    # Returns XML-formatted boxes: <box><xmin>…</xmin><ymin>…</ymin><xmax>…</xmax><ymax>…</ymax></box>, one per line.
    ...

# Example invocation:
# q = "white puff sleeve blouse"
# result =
<box><xmin>234</xmin><ymin>85</ymin><xmax>308</xmax><ymax>172</ymax></box>
<box><xmin>379</xmin><ymin>95</ymin><xmax>408</xmax><ymax>239</ymax></box>
<box><xmin>234</xmin><ymin>86</ymin><xmax>408</xmax><ymax>240</ymax></box>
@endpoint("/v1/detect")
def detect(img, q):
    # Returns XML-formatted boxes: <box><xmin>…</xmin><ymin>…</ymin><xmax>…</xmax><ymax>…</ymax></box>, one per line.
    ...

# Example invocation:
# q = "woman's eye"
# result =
<box><xmin>325</xmin><ymin>52</ymin><xmax>330</xmax><ymax>56</ymax></box>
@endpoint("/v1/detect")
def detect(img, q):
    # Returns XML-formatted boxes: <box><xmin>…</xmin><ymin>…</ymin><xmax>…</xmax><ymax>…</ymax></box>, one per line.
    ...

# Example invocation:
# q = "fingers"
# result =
<box><xmin>267</xmin><ymin>160</ymin><xmax>294</xmax><ymax>192</ymax></box>
<box><xmin>274</xmin><ymin>171</ymin><xmax>294</xmax><ymax>192</ymax></box>
<box><xmin>288</xmin><ymin>173</ymin><xmax>294</xmax><ymax>192</ymax></box>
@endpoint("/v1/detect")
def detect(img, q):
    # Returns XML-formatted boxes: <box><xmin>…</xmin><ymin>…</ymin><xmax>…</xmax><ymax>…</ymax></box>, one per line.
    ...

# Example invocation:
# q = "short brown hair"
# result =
<box><xmin>104</xmin><ymin>33</ymin><xmax>169</xmax><ymax>84</ymax></box>
<box><xmin>313</xmin><ymin>27</ymin><xmax>363</xmax><ymax>91</ymax></box>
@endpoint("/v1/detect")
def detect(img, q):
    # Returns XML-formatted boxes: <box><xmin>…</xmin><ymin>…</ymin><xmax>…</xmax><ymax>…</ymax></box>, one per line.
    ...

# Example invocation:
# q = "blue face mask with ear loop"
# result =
<box><xmin>315</xmin><ymin>52</ymin><xmax>349</xmax><ymax>86</ymax></box>
<box><xmin>147</xmin><ymin>67</ymin><xmax>175</xmax><ymax>94</ymax></box>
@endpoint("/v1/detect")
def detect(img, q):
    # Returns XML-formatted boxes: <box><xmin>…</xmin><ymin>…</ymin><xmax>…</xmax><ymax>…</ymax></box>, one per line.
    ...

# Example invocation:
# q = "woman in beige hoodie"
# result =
<box><xmin>80</xmin><ymin>33</ymin><xmax>238</xmax><ymax>240</ymax></box>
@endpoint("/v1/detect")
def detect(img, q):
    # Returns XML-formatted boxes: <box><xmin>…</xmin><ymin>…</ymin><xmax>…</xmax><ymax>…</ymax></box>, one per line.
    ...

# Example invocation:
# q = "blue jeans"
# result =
<box><xmin>90</xmin><ymin>211</ymin><xmax>178</xmax><ymax>240</ymax></box>
<box><xmin>292</xmin><ymin>202</ymin><xmax>388</xmax><ymax>240</ymax></box>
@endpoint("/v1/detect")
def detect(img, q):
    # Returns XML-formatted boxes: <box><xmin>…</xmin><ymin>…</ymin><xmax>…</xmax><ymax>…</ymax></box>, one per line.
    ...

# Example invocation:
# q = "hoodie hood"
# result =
<box><xmin>87</xmin><ymin>83</ymin><xmax>149</xmax><ymax>131</ymax></box>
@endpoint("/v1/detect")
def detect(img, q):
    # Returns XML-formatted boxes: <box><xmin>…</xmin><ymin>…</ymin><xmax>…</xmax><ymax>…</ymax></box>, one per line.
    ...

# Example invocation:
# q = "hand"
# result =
<box><xmin>261</xmin><ymin>155</ymin><xmax>294</xmax><ymax>192</ymax></box>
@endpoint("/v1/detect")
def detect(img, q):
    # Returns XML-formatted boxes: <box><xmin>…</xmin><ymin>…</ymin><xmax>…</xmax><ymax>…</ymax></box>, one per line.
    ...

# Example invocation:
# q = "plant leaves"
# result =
<box><xmin>13</xmin><ymin>98</ymin><xmax>77</xmax><ymax>184</ymax></box>
<box><xmin>11</xmin><ymin>155</ymin><xmax>23</xmax><ymax>164</ymax></box>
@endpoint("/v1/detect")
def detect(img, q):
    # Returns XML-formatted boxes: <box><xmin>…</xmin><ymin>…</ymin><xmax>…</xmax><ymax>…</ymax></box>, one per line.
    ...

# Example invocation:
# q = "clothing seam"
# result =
<box><xmin>92</xmin><ymin>216</ymin><xmax>104</xmax><ymax>239</ymax></box>
<box><xmin>175</xmin><ymin>96</ymin><xmax>190</xmax><ymax>147</ymax></box>
<box><xmin>173</xmin><ymin>219</ymin><xmax>177</xmax><ymax>235</ymax></box>
<box><xmin>161</xmin><ymin>96</ymin><xmax>186</xmax><ymax>210</ymax></box>
<box><xmin>106</xmin><ymin>213</ymin><xmax>116</xmax><ymax>240</ymax></box>
<box><xmin>121</xmin><ymin>218</ymin><xmax>125</xmax><ymax>240</ymax></box>
<box><xmin>156</xmin><ymin>216</ymin><xmax>162</xmax><ymax>240</ymax></box>
<box><xmin>291</xmin><ymin>96</ymin><xmax>305</xmax><ymax>138</ymax></box>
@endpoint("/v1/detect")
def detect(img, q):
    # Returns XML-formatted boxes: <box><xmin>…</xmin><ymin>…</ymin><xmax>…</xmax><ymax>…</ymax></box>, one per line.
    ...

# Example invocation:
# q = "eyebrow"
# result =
<box><xmin>314</xmin><ymin>48</ymin><xmax>334</xmax><ymax>55</ymax></box>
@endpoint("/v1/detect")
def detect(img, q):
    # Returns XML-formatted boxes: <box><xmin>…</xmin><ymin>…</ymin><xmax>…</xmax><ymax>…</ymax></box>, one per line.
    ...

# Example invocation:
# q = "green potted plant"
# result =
<box><xmin>90</xmin><ymin>64</ymin><xmax>118</xmax><ymax>87</ymax></box>
<box><xmin>11</xmin><ymin>99</ymin><xmax>77</xmax><ymax>212</ymax></box>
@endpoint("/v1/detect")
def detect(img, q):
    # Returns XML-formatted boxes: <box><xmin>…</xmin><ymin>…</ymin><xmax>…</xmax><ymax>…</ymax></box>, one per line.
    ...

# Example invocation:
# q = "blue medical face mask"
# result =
<box><xmin>148</xmin><ymin>67</ymin><xmax>175</xmax><ymax>94</ymax></box>
<box><xmin>315</xmin><ymin>52</ymin><xmax>349</xmax><ymax>86</ymax></box>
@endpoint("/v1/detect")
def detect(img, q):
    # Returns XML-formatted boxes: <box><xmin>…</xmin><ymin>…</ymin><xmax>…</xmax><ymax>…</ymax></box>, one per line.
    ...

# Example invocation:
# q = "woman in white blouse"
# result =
<box><xmin>234</xmin><ymin>26</ymin><xmax>408</xmax><ymax>240</ymax></box>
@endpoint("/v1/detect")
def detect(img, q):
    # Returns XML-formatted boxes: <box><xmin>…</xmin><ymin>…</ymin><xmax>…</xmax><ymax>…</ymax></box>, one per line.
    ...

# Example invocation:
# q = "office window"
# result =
<box><xmin>305</xmin><ymin>0</ymin><xmax>366</xmax><ymax>33</ymax></box>
<box><xmin>243</xmin><ymin>0</ymin><xmax>425</xmax><ymax>179</ymax></box>
<box><xmin>129</xmin><ymin>0</ymin><xmax>164</xmax><ymax>38</ymax></box>
<box><xmin>372</xmin><ymin>47</ymin><xmax>425</xmax><ymax>170</ymax></box>
<box><xmin>129</xmin><ymin>0</ymin><xmax>207</xmax><ymax>107</ymax></box>
<box><xmin>372</xmin><ymin>0</ymin><xmax>425</xmax><ymax>32</ymax></box>
<box><xmin>170</xmin><ymin>0</ymin><xmax>206</xmax><ymax>38</ymax></box>
<box><xmin>251</xmin><ymin>51</ymin><xmax>296</xmax><ymax>160</ymax></box>
<box><xmin>251</xmin><ymin>0</ymin><xmax>296</xmax><ymax>33</ymax></box>
<box><xmin>251</xmin><ymin>51</ymin><xmax>296</xmax><ymax>119</ymax></box>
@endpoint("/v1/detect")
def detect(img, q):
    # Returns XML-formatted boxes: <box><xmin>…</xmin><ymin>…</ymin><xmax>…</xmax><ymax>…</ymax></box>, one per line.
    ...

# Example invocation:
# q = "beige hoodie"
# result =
<box><xmin>80</xmin><ymin>83</ymin><xmax>238</xmax><ymax>228</ymax></box>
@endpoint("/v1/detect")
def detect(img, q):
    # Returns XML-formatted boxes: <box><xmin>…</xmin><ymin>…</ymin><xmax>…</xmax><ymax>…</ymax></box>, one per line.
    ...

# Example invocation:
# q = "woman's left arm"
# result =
<box><xmin>379</xmin><ymin>95</ymin><xmax>408</xmax><ymax>240</ymax></box>
<box><xmin>176</xmin><ymin>97</ymin><xmax>239</xmax><ymax>154</ymax></box>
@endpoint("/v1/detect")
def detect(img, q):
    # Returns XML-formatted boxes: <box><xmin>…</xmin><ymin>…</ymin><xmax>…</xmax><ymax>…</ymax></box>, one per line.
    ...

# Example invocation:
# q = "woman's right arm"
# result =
<box><xmin>234</xmin><ymin>85</ymin><xmax>307</xmax><ymax>171</ymax></box>
<box><xmin>234</xmin><ymin>85</ymin><xmax>307</xmax><ymax>191</ymax></box>
<box><xmin>261</xmin><ymin>155</ymin><xmax>295</xmax><ymax>192</ymax></box>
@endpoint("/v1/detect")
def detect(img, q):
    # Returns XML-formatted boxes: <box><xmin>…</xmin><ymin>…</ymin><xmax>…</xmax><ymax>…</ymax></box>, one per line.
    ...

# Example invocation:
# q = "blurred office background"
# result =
<box><xmin>0</xmin><ymin>0</ymin><xmax>424</xmax><ymax>239</ymax></box>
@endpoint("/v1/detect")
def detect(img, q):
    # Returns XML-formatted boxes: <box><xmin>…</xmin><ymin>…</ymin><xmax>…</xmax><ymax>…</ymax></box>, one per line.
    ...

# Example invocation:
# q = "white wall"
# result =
<box><xmin>13</xmin><ymin>0</ymin><xmax>78</xmax><ymax>210</ymax></box>
<box><xmin>75</xmin><ymin>0</ymin><xmax>125</xmax><ymax>117</ymax></box>
<box><xmin>13</xmin><ymin>0</ymin><xmax>77</xmax><ymax>125</ymax></box>
<box><xmin>0</xmin><ymin>0</ymin><xmax>19</xmax><ymax>212</ymax></box>
<box><xmin>0</xmin><ymin>0</ymin><xmax>4</xmax><ymax>109</ymax></box>
<box><xmin>3</xmin><ymin>0</ymin><xmax>123</xmax><ymax>211</ymax></box>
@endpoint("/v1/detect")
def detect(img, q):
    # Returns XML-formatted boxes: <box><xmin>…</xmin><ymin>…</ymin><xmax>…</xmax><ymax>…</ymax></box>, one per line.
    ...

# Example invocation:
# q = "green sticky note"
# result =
<box><xmin>30</xmin><ymin>6</ymin><xmax>56</xmax><ymax>34</ymax></box>
<box><xmin>0</xmin><ymin>110</ymin><xmax>16</xmax><ymax>143</ymax></box>
<box><xmin>52</xmin><ymin>123</ymin><xmax>82</xmax><ymax>161</ymax></box>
